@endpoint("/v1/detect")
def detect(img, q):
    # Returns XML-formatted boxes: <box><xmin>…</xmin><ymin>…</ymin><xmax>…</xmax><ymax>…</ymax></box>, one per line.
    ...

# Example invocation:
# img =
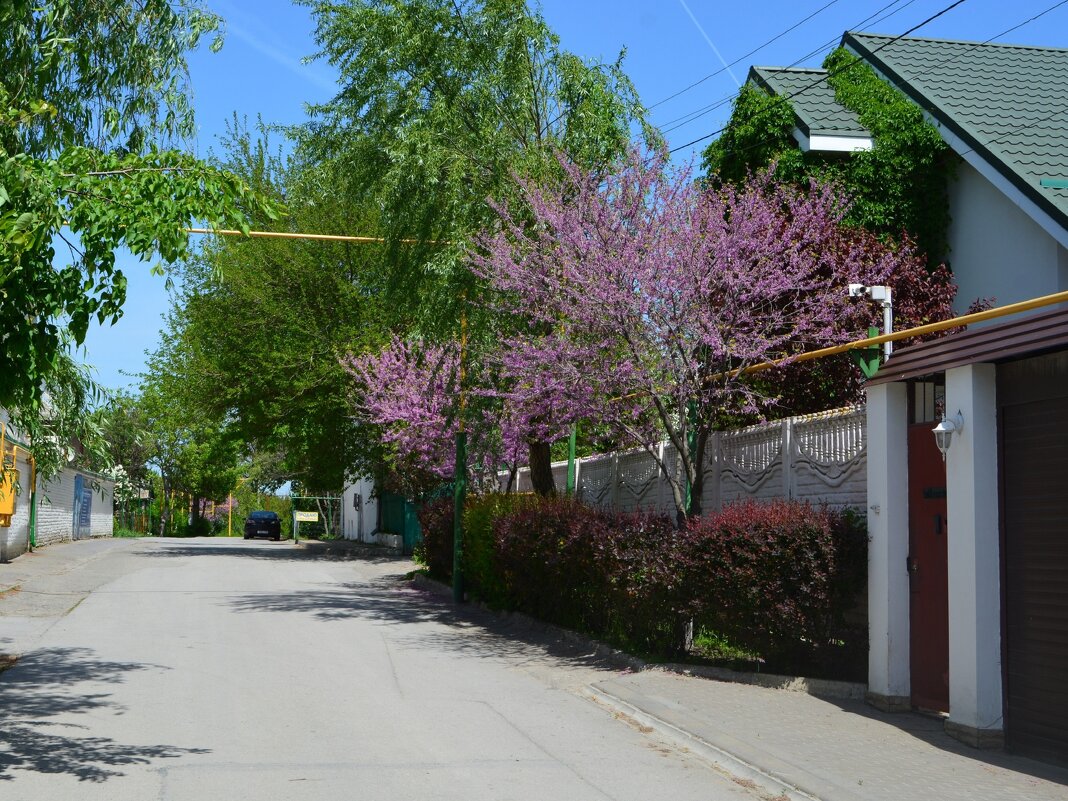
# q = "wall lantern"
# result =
<box><xmin>932</xmin><ymin>410</ymin><xmax>964</xmax><ymax>461</ymax></box>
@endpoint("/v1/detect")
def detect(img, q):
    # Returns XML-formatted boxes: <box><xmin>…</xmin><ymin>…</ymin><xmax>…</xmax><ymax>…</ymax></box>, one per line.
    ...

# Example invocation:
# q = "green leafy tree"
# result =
<box><xmin>157</xmin><ymin>124</ymin><xmax>382</xmax><ymax>494</ymax></box>
<box><xmin>138</xmin><ymin>377</ymin><xmax>240</xmax><ymax>535</ymax></box>
<box><xmin>299</xmin><ymin>0</ymin><xmax>655</xmax><ymax>494</ymax></box>
<box><xmin>702</xmin><ymin>48</ymin><xmax>953</xmax><ymax>265</ymax></box>
<box><xmin>0</xmin><ymin>0</ymin><xmax>274</xmax><ymax>475</ymax></box>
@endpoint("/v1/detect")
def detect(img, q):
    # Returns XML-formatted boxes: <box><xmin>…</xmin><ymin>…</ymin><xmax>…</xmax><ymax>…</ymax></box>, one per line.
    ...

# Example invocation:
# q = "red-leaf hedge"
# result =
<box><xmin>416</xmin><ymin>493</ymin><xmax>866</xmax><ymax>665</ymax></box>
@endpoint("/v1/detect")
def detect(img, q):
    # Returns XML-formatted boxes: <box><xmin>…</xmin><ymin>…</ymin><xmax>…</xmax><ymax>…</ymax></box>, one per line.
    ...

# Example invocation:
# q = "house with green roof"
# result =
<box><xmin>747</xmin><ymin>32</ymin><xmax>1068</xmax><ymax>316</ymax></box>
<box><xmin>728</xmin><ymin>34</ymin><xmax>1068</xmax><ymax>764</ymax></box>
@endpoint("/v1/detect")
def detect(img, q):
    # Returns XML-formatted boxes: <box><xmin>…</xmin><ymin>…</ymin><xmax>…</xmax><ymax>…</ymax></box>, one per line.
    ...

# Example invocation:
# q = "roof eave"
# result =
<box><xmin>842</xmin><ymin>31</ymin><xmax>1068</xmax><ymax>243</ymax></box>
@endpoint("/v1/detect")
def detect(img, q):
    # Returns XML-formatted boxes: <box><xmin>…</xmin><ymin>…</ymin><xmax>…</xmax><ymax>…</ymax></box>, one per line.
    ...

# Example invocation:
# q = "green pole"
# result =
<box><xmin>452</xmin><ymin>430</ymin><xmax>467</xmax><ymax>603</ymax></box>
<box><xmin>28</xmin><ymin>489</ymin><xmax>37</xmax><ymax>549</ymax></box>
<box><xmin>28</xmin><ymin>454</ymin><xmax>37</xmax><ymax>549</ymax></box>
<box><xmin>565</xmin><ymin>423</ymin><xmax>577</xmax><ymax>496</ymax></box>
<box><xmin>684</xmin><ymin>400</ymin><xmax>697</xmax><ymax>516</ymax></box>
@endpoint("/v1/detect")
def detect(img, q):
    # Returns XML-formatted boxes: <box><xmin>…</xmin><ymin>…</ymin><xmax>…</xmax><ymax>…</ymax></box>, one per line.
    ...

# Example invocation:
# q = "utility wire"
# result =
<box><xmin>648</xmin><ymin>0</ymin><xmax>843</xmax><ymax>110</ymax></box>
<box><xmin>655</xmin><ymin>0</ymin><xmax>922</xmax><ymax>135</ymax></box>
<box><xmin>668</xmin><ymin>0</ymin><xmax>969</xmax><ymax>154</ymax></box>
<box><xmin>687</xmin><ymin>0</ymin><xmax>1068</xmax><ymax>165</ymax></box>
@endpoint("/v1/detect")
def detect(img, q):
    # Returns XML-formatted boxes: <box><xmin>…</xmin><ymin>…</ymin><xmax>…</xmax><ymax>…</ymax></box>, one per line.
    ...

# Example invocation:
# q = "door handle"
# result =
<box><xmin>934</xmin><ymin>514</ymin><xmax>943</xmax><ymax>535</ymax></box>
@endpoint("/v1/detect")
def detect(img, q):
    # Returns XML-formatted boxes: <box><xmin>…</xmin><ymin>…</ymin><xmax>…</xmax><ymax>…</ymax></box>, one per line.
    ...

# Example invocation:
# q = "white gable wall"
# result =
<box><xmin>947</xmin><ymin>162</ymin><xmax>1068</xmax><ymax>315</ymax></box>
<box><xmin>340</xmin><ymin>477</ymin><xmax>378</xmax><ymax>542</ymax></box>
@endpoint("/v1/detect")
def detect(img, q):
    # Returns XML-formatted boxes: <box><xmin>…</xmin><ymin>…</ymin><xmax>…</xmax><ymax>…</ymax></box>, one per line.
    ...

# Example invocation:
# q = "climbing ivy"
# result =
<box><xmin>701</xmin><ymin>47</ymin><xmax>955</xmax><ymax>265</ymax></box>
<box><xmin>700</xmin><ymin>83</ymin><xmax>806</xmax><ymax>184</ymax></box>
<box><xmin>821</xmin><ymin>48</ymin><xmax>954</xmax><ymax>264</ymax></box>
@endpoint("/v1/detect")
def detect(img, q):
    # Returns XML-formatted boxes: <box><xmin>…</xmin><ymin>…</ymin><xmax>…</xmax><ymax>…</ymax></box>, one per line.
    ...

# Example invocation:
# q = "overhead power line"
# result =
<box><xmin>654</xmin><ymin>0</ymin><xmax>922</xmax><ymax>135</ymax></box>
<box><xmin>682</xmin><ymin>0</ymin><xmax>1068</xmax><ymax>165</ymax></box>
<box><xmin>668</xmin><ymin>0</ymin><xmax>970</xmax><ymax>154</ymax></box>
<box><xmin>648</xmin><ymin>0</ymin><xmax>843</xmax><ymax>110</ymax></box>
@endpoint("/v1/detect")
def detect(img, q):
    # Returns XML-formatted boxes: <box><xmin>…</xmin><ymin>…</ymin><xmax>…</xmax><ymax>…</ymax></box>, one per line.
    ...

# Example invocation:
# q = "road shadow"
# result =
<box><xmin>818</xmin><ymin>695</ymin><xmax>1068</xmax><ymax>787</ymax></box>
<box><xmin>0</xmin><ymin>646</ymin><xmax>209</xmax><ymax>782</ymax></box>
<box><xmin>225</xmin><ymin>576</ymin><xmax>633</xmax><ymax>673</ymax></box>
<box><xmin>137</xmin><ymin>538</ymin><xmax>410</xmax><ymax>565</ymax></box>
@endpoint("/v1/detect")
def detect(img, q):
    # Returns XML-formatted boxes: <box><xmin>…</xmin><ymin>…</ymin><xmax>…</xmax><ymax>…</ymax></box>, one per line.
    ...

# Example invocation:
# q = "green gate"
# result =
<box><xmin>379</xmin><ymin>492</ymin><xmax>422</xmax><ymax>555</ymax></box>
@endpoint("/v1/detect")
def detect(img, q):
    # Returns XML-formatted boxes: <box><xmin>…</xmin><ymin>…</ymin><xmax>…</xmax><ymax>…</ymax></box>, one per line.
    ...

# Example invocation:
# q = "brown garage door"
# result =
<box><xmin>1000</xmin><ymin>354</ymin><xmax>1068</xmax><ymax>764</ymax></box>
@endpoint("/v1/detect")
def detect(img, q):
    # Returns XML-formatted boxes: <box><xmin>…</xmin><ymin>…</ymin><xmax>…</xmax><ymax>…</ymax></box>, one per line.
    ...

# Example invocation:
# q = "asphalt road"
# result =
<box><xmin>0</xmin><ymin>537</ymin><xmax>763</xmax><ymax>801</ymax></box>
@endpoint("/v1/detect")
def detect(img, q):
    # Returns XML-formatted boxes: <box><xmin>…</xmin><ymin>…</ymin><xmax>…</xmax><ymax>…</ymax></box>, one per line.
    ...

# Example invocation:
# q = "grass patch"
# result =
<box><xmin>113</xmin><ymin>527</ymin><xmax>150</xmax><ymax>538</ymax></box>
<box><xmin>692</xmin><ymin>629</ymin><xmax>763</xmax><ymax>662</ymax></box>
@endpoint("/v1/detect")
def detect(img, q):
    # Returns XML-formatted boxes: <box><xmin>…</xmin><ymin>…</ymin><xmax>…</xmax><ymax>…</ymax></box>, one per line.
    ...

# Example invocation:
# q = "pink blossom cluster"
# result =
<box><xmin>472</xmin><ymin>150</ymin><xmax>903</xmax><ymax>426</ymax></box>
<box><xmin>343</xmin><ymin>337</ymin><xmax>530</xmax><ymax>487</ymax></box>
<box><xmin>348</xmin><ymin>148</ymin><xmax>940</xmax><ymax>515</ymax></box>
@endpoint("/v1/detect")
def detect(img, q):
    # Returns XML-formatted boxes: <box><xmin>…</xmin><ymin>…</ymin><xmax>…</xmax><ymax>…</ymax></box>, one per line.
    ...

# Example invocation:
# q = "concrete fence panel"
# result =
<box><xmin>503</xmin><ymin>406</ymin><xmax>867</xmax><ymax>516</ymax></box>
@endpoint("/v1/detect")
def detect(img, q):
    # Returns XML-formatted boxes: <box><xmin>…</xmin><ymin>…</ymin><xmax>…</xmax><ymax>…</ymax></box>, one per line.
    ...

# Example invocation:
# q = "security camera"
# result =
<box><xmin>848</xmin><ymin>283</ymin><xmax>870</xmax><ymax>298</ymax></box>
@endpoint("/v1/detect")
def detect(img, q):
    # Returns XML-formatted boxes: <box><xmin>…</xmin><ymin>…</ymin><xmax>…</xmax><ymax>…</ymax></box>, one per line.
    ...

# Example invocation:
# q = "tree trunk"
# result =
<box><xmin>527</xmin><ymin>440</ymin><xmax>556</xmax><ymax>497</ymax></box>
<box><xmin>158</xmin><ymin>477</ymin><xmax>171</xmax><ymax>537</ymax></box>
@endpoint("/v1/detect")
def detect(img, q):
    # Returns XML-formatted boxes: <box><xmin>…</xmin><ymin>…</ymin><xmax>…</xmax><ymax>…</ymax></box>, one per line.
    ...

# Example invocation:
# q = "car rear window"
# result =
<box><xmin>248</xmin><ymin>511</ymin><xmax>279</xmax><ymax>520</ymax></box>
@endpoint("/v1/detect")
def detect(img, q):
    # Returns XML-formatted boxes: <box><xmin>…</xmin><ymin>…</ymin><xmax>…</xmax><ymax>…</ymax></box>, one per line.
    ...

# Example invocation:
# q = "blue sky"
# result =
<box><xmin>80</xmin><ymin>0</ymin><xmax>1068</xmax><ymax>393</ymax></box>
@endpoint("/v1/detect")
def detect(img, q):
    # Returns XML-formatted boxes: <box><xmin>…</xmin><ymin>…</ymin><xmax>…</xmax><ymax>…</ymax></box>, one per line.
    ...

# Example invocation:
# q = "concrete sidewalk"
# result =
<box><xmin>0</xmin><ymin>536</ymin><xmax>134</xmax><ymax>594</ymax></box>
<box><xmin>587</xmin><ymin>669</ymin><xmax>1068</xmax><ymax>801</ymax></box>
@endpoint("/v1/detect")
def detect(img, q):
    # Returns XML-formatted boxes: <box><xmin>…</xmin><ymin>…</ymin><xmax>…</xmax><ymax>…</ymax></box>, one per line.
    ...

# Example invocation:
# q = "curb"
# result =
<box><xmin>656</xmin><ymin>663</ymin><xmax>867</xmax><ymax>701</ymax></box>
<box><xmin>407</xmin><ymin>573</ymin><xmax>865</xmax><ymax>701</ymax></box>
<box><xmin>408</xmin><ymin>573</ymin><xmax>646</xmax><ymax>672</ymax></box>
<box><xmin>583</xmin><ymin>684</ymin><xmax>821</xmax><ymax>801</ymax></box>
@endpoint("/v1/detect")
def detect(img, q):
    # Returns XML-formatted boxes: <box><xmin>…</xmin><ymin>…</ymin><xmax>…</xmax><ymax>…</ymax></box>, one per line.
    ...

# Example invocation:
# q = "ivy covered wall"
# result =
<box><xmin>701</xmin><ymin>47</ymin><xmax>956</xmax><ymax>266</ymax></box>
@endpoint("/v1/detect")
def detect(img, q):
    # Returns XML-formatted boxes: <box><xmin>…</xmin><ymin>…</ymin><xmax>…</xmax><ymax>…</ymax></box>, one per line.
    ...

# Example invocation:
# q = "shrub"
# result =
<box><xmin>463</xmin><ymin>493</ymin><xmax>534</xmax><ymax>607</ymax></box>
<box><xmin>491</xmin><ymin>496</ymin><xmax>689</xmax><ymax>655</ymax></box>
<box><xmin>417</xmin><ymin>491</ymin><xmax>867</xmax><ymax>673</ymax></box>
<box><xmin>686</xmin><ymin>500</ymin><xmax>867</xmax><ymax>664</ymax></box>
<box><xmin>414</xmin><ymin>496</ymin><xmax>454</xmax><ymax>581</ymax></box>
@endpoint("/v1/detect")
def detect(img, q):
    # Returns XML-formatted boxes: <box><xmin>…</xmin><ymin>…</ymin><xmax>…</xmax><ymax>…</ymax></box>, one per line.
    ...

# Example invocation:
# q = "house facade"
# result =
<box><xmin>749</xmin><ymin>34</ymin><xmax>1068</xmax><ymax>762</ymax></box>
<box><xmin>0</xmin><ymin>415</ymin><xmax>115</xmax><ymax>561</ymax></box>
<box><xmin>750</xmin><ymin>33</ymin><xmax>1068</xmax><ymax>314</ymax></box>
<box><xmin>867</xmin><ymin>309</ymin><xmax>1068</xmax><ymax>763</ymax></box>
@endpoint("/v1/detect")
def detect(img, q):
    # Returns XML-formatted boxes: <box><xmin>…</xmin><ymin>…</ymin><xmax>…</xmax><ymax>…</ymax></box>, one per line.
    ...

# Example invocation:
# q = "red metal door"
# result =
<box><xmin>908</xmin><ymin>422</ymin><xmax>950</xmax><ymax>712</ymax></box>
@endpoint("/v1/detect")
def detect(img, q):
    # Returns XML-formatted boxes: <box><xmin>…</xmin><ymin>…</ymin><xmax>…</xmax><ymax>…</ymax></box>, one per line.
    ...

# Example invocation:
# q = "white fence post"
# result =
<box><xmin>708</xmin><ymin>431</ymin><xmax>722</xmax><ymax>513</ymax></box>
<box><xmin>782</xmin><ymin>418</ymin><xmax>794</xmax><ymax>500</ymax></box>
<box><xmin>656</xmin><ymin>442</ymin><xmax>666</xmax><ymax>513</ymax></box>
<box><xmin>611</xmin><ymin>453</ymin><xmax>621</xmax><ymax>511</ymax></box>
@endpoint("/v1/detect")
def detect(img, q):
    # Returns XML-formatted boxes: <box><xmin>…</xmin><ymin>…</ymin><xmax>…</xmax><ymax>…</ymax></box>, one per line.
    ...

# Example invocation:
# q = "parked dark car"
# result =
<box><xmin>244</xmin><ymin>511</ymin><xmax>281</xmax><ymax>541</ymax></box>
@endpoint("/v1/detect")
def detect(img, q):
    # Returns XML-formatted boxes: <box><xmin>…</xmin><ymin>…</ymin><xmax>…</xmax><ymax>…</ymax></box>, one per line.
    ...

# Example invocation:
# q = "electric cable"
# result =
<box><xmin>668</xmin><ymin>0</ymin><xmax>969</xmax><ymax>154</ymax></box>
<box><xmin>655</xmin><ymin>0</ymin><xmax>923</xmax><ymax>135</ymax></box>
<box><xmin>647</xmin><ymin>0</ymin><xmax>843</xmax><ymax>111</ymax></box>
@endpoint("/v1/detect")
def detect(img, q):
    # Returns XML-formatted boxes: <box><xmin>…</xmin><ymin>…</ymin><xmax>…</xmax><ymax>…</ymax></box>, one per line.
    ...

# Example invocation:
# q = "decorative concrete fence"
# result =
<box><xmin>507</xmin><ymin>406</ymin><xmax>867</xmax><ymax>515</ymax></box>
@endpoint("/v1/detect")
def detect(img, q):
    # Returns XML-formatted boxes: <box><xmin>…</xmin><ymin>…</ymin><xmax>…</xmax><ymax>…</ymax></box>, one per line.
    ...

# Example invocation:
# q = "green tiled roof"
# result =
<box><xmin>748</xmin><ymin>66</ymin><xmax>868</xmax><ymax>138</ymax></box>
<box><xmin>844</xmin><ymin>32</ymin><xmax>1068</xmax><ymax>233</ymax></box>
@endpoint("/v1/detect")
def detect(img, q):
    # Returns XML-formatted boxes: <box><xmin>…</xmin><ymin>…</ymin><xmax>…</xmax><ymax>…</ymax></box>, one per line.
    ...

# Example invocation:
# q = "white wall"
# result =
<box><xmin>1</xmin><ymin>445</ymin><xmax>33</xmax><ymax>561</ymax></box>
<box><xmin>944</xmin><ymin>364</ymin><xmax>1004</xmax><ymax>740</ymax></box>
<box><xmin>341</xmin><ymin>477</ymin><xmax>378</xmax><ymax>542</ymax></box>
<box><xmin>36</xmin><ymin>471</ymin><xmax>114</xmax><ymax>548</ymax></box>
<box><xmin>947</xmin><ymin>162</ymin><xmax>1068</xmax><ymax>314</ymax></box>
<box><xmin>1</xmin><ymin>461</ymin><xmax>114</xmax><ymax>560</ymax></box>
<box><xmin>865</xmin><ymin>383</ymin><xmax>911</xmax><ymax>709</ymax></box>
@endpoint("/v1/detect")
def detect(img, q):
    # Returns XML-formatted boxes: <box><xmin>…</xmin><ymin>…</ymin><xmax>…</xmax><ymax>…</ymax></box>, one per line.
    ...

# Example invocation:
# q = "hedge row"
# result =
<box><xmin>416</xmin><ymin>495</ymin><xmax>866</xmax><ymax>665</ymax></box>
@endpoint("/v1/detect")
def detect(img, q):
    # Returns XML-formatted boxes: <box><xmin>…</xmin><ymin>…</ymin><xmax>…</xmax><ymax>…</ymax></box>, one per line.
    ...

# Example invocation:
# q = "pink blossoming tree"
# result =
<box><xmin>473</xmin><ymin>149</ymin><xmax>917</xmax><ymax>523</ymax></box>
<box><xmin>344</xmin><ymin>336</ymin><xmax>529</xmax><ymax>495</ymax></box>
